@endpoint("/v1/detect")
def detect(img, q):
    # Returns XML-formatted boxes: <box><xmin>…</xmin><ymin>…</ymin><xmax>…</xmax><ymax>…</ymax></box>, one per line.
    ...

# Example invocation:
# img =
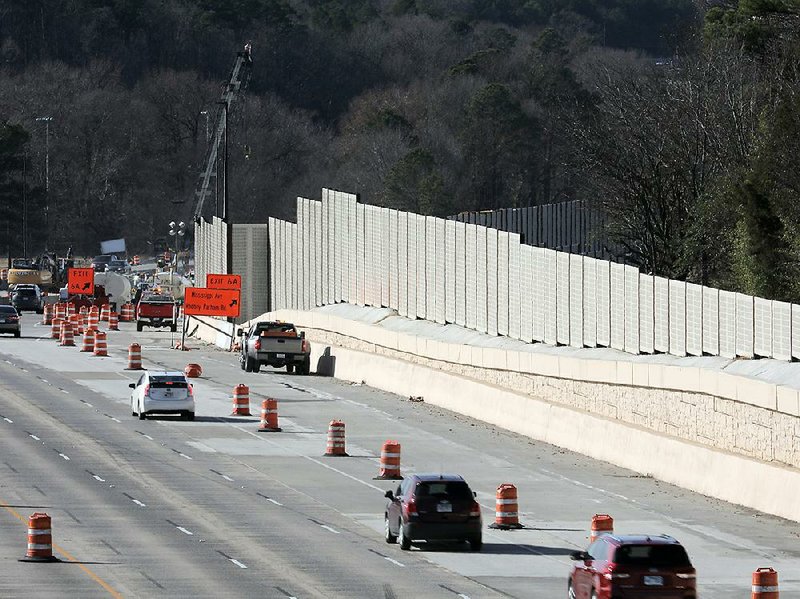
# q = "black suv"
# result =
<box><xmin>11</xmin><ymin>286</ymin><xmax>44</xmax><ymax>313</ymax></box>
<box><xmin>91</xmin><ymin>254</ymin><xmax>117</xmax><ymax>272</ymax></box>
<box><xmin>384</xmin><ymin>473</ymin><xmax>482</xmax><ymax>551</ymax></box>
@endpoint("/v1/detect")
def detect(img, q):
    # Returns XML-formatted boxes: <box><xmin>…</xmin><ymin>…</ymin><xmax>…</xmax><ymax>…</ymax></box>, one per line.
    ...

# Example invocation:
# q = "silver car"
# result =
<box><xmin>129</xmin><ymin>371</ymin><xmax>195</xmax><ymax>420</ymax></box>
<box><xmin>0</xmin><ymin>305</ymin><xmax>21</xmax><ymax>337</ymax></box>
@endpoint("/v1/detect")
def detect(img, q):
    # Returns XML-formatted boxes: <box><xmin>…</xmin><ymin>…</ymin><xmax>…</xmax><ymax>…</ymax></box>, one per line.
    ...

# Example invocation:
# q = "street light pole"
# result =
<box><xmin>199</xmin><ymin>110</ymin><xmax>209</xmax><ymax>144</ymax></box>
<box><xmin>35</xmin><ymin>116</ymin><xmax>52</xmax><ymax>250</ymax></box>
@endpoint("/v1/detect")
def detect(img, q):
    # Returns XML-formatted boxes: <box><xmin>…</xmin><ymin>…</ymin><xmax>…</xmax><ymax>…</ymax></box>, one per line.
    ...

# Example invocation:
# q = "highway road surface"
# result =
<box><xmin>0</xmin><ymin>311</ymin><xmax>799</xmax><ymax>598</ymax></box>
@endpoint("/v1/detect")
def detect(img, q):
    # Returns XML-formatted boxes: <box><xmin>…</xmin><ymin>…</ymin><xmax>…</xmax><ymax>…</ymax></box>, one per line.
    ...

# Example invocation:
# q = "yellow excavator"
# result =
<box><xmin>7</xmin><ymin>249</ymin><xmax>74</xmax><ymax>292</ymax></box>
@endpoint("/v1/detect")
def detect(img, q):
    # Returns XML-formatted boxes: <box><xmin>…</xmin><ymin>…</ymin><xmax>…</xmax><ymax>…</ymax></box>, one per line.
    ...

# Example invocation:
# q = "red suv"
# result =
<box><xmin>384</xmin><ymin>473</ymin><xmax>482</xmax><ymax>551</ymax></box>
<box><xmin>568</xmin><ymin>534</ymin><xmax>696</xmax><ymax>599</ymax></box>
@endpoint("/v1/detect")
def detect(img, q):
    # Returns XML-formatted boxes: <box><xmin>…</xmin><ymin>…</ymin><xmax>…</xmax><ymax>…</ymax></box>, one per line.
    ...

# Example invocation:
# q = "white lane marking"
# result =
<box><xmin>110</xmin><ymin>417</ymin><xmax>121</xmax><ymax>423</ymax></box>
<box><xmin>29</xmin><ymin>434</ymin><xmax>40</xmax><ymax>441</ymax></box>
<box><xmin>4</xmin><ymin>360</ymin><xmax>11</xmax><ymax>364</ymax></box>
<box><xmin>85</xmin><ymin>402</ymin><xmax>94</xmax><ymax>408</ymax></box>
<box><xmin>458</xmin><ymin>595</ymin><xmax>471</xmax><ymax>599</ymax></box>
<box><xmin>132</xmin><ymin>499</ymin><xmax>146</xmax><ymax>507</ymax></box>
<box><xmin>3</xmin><ymin>417</ymin><xmax>13</xmax><ymax>423</ymax></box>
<box><xmin>59</xmin><ymin>453</ymin><xmax>70</xmax><ymax>461</ymax></box>
<box><xmin>230</xmin><ymin>559</ymin><xmax>247</xmax><ymax>569</ymax></box>
<box><xmin>221</xmin><ymin>474</ymin><xmax>234</xmax><ymax>482</ymax></box>
<box><xmin>320</xmin><ymin>524</ymin><xmax>339</xmax><ymax>534</ymax></box>
<box><xmin>60</xmin><ymin>389</ymin><xmax>69</xmax><ymax>394</ymax></box>
<box><xmin>40</xmin><ymin>379</ymin><xmax>48</xmax><ymax>383</ymax></box>
<box><xmin>176</xmin><ymin>526</ymin><xmax>194</xmax><ymax>535</ymax></box>
<box><xmin>20</xmin><ymin>368</ymin><xmax>27</xmax><ymax>372</ymax></box>
<box><xmin>141</xmin><ymin>434</ymin><xmax>153</xmax><ymax>440</ymax></box>
<box><xmin>384</xmin><ymin>557</ymin><xmax>405</xmax><ymax>567</ymax></box>
<box><xmin>93</xmin><ymin>475</ymin><xmax>105</xmax><ymax>482</ymax></box>
<box><xmin>178</xmin><ymin>453</ymin><xmax>192</xmax><ymax>460</ymax></box>
<box><xmin>266</xmin><ymin>498</ymin><xmax>282</xmax><ymax>506</ymax></box>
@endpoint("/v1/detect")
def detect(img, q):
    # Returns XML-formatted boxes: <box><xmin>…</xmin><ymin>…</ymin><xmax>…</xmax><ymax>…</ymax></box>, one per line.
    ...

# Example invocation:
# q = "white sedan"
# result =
<box><xmin>129</xmin><ymin>371</ymin><xmax>195</xmax><ymax>420</ymax></box>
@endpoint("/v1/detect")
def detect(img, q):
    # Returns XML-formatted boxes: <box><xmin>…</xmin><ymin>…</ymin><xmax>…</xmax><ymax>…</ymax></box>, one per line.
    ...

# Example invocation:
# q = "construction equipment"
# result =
<box><xmin>7</xmin><ymin>250</ymin><xmax>73</xmax><ymax>292</ymax></box>
<box><xmin>190</xmin><ymin>44</ymin><xmax>253</xmax><ymax>224</ymax></box>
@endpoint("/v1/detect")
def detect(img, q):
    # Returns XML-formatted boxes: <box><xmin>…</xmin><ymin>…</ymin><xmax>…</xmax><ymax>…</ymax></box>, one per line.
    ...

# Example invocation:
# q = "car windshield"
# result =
<box><xmin>15</xmin><ymin>289</ymin><xmax>36</xmax><ymax>296</ymax></box>
<box><xmin>143</xmin><ymin>294</ymin><xmax>174</xmax><ymax>303</ymax></box>
<box><xmin>150</xmin><ymin>375</ymin><xmax>188</xmax><ymax>389</ymax></box>
<box><xmin>613</xmin><ymin>544</ymin><xmax>691</xmax><ymax>567</ymax></box>
<box><xmin>415</xmin><ymin>481</ymin><xmax>473</xmax><ymax>500</ymax></box>
<box><xmin>0</xmin><ymin>306</ymin><xmax>17</xmax><ymax>314</ymax></box>
<box><xmin>93</xmin><ymin>255</ymin><xmax>113</xmax><ymax>264</ymax></box>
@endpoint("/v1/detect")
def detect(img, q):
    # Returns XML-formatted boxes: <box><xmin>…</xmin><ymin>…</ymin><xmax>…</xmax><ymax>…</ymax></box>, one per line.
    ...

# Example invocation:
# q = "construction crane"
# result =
<box><xmin>191</xmin><ymin>43</ymin><xmax>253</xmax><ymax>223</ymax></box>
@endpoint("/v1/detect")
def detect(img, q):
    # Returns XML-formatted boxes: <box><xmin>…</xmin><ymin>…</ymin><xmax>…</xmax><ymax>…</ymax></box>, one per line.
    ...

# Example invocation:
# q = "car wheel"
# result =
<box><xmin>384</xmin><ymin>516</ymin><xmax>397</xmax><ymax>544</ymax></box>
<box><xmin>469</xmin><ymin>536</ymin><xmax>482</xmax><ymax>552</ymax></box>
<box><xmin>286</xmin><ymin>364</ymin><xmax>294</xmax><ymax>374</ymax></box>
<box><xmin>244</xmin><ymin>356</ymin><xmax>253</xmax><ymax>372</ymax></box>
<box><xmin>13</xmin><ymin>331</ymin><xmax>20</xmax><ymax>338</ymax></box>
<box><xmin>590</xmin><ymin>591</ymin><xmax>597</xmax><ymax>599</ymax></box>
<box><xmin>188</xmin><ymin>412</ymin><xmax>195</xmax><ymax>421</ymax></box>
<box><xmin>136</xmin><ymin>322</ymin><xmax>143</xmax><ymax>332</ymax></box>
<box><xmin>300</xmin><ymin>358</ymin><xmax>311</xmax><ymax>375</ymax></box>
<box><xmin>170</xmin><ymin>324</ymin><xmax>177</xmax><ymax>332</ymax></box>
<box><xmin>138</xmin><ymin>403</ymin><xmax>146</xmax><ymax>420</ymax></box>
<box><xmin>398</xmin><ymin>522</ymin><xmax>411</xmax><ymax>550</ymax></box>
<box><xmin>252</xmin><ymin>361</ymin><xmax>260</xmax><ymax>373</ymax></box>
<box><xmin>568</xmin><ymin>581</ymin><xmax>576</xmax><ymax>599</ymax></box>
<box><xmin>240</xmin><ymin>356</ymin><xmax>246</xmax><ymax>371</ymax></box>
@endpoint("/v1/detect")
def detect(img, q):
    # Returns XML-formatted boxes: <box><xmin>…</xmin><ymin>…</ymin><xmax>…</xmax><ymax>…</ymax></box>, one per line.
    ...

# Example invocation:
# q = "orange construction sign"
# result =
<box><xmin>68</xmin><ymin>267</ymin><xmax>95</xmax><ymax>295</ymax></box>
<box><xmin>184</xmin><ymin>287</ymin><xmax>241</xmax><ymax>318</ymax></box>
<box><xmin>206</xmin><ymin>273</ymin><xmax>242</xmax><ymax>290</ymax></box>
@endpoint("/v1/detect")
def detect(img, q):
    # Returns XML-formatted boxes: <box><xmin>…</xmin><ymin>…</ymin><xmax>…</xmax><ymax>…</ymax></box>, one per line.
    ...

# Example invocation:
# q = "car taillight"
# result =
<box><xmin>144</xmin><ymin>384</ymin><xmax>150</xmax><ymax>396</ymax></box>
<box><xmin>301</xmin><ymin>339</ymin><xmax>309</xmax><ymax>353</ymax></box>
<box><xmin>254</xmin><ymin>339</ymin><xmax>261</xmax><ymax>350</ymax></box>
<box><xmin>469</xmin><ymin>501</ymin><xmax>481</xmax><ymax>518</ymax></box>
<box><xmin>603</xmin><ymin>566</ymin><xmax>631</xmax><ymax>580</ymax></box>
<box><xmin>8</xmin><ymin>316</ymin><xmax>18</xmax><ymax>322</ymax></box>
<box><xmin>676</xmin><ymin>573</ymin><xmax>697</xmax><ymax>579</ymax></box>
<box><xmin>403</xmin><ymin>498</ymin><xmax>418</xmax><ymax>518</ymax></box>
<box><xmin>187</xmin><ymin>385</ymin><xmax>194</xmax><ymax>396</ymax></box>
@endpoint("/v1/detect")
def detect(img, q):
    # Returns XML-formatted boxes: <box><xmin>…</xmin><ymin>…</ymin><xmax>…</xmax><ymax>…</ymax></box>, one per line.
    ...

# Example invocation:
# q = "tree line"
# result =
<box><xmin>1</xmin><ymin>0</ymin><xmax>799</xmax><ymax>301</ymax></box>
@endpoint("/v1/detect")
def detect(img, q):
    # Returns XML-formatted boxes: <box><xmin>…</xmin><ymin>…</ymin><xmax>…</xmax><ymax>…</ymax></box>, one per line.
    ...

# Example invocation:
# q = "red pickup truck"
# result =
<box><xmin>136</xmin><ymin>293</ymin><xmax>177</xmax><ymax>332</ymax></box>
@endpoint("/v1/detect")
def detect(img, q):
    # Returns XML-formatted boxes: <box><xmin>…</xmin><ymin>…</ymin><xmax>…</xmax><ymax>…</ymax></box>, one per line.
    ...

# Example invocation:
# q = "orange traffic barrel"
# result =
<box><xmin>80</xmin><ymin>328</ymin><xmax>95</xmax><ymax>352</ymax></box>
<box><xmin>50</xmin><ymin>318</ymin><xmax>62</xmax><ymax>339</ymax></box>
<box><xmin>100</xmin><ymin>304</ymin><xmax>110</xmax><ymax>322</ymax></box>
<box><xmin>55</xmin><ymin>303</ymin><xmax>66</xmax><ymax>320</ymax></box>
<box><xmin>87</xmin><ymin>310</ymin><xmax>99</xmax><ymax>331</ymax></box>
<box><xmin>0</xmin><ymin>268</ymin><xmax>6</xmax><ymax>281</ymax></box>
<box><xmin>132</xmin><ymin>255</ymin><xmax>140</xmax><ymax>266</ymax></box>
<box><xmin>66</xmin><ymin>303</ymin><xmax>75</xmax><ymax>316</ymax></box>
<box><xmin>79</xmin><ymin>305</ymin><xmax>87</xmax><ymax>316</ymax></box>
<box><xmin>93</xmin><ymin>331</ymin><xmax>108</xmax><ymax>357</ymax></box>
<box><xmin>126</xmin><ymin>343</ymin><xmax>142</xmax><ymax>370</ymax></box>
<box><xmin>69</xmin><ymin>313</ymin><xmax>83</xmax><ymax>335</ymax></box>
<box><xmin>231</xmin><ymin>384</ymin><xmax>251</xmax><ymax>416</ymax></box>
<box><xmin>258</xmin><ymin>398</ymin><xmax>282</xmax><ymax>432</ymax></box>
<box><xmin>108</xmin><ymin>311</ymin><xmax>119</xmax><ymax>331</ymax></box>
<box><xmin>753</xmin><ymin>568</ymin><xmax>779</xmax><ymax>598</ymax></box>
<box><xmin>324</xmin><ymin>420</ymin><xmax>348</xmax><ymax>456</ymax></box>
<box><xmin>21</xmin><ymin>512</ymin><xmax>58</xmax><ymax>562</ymax></box>
<box><xmin>590</xmin><ymin>514</ymin><xmax>614</xmax><ymax>543</ymax></box>
<box><xmin>42</xmin><ymin>303</ymin><xmax>52</xmax><ymax>325</ymax></box>
<box><xmin>120</xmin><ymin>303</ymin><xmax>134</xmax><ymax>322</ymax></box>
<box><xmin>375</xmin><ymin>440</ymin><xmax>402</xmax><ymax>480</ymax></box>
<box><xmin>184</xmin><ymin>363</ymin><xmax>202</xmax><ymax>378</ymax></box>
<box><xmin>59</xmin><ymin>321</ymin><xmax>74</xmax><ymax>347</ymax></box>
<box><xmin>489</xmin><ymin>483</ymin><xmax>523</xmax><ymax>529</ymax></box>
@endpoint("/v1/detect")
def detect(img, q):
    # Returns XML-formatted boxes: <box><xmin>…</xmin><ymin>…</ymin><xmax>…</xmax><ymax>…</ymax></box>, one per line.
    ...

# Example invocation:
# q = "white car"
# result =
<box><xmin>129</xmin><ymin>371</ymin><xmax>195</xmax><ymax>420</ymax></box>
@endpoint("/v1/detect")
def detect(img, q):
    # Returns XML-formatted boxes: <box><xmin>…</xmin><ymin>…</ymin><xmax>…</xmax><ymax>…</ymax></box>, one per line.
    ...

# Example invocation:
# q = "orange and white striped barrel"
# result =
<box><xmin>184</xmin><ymin>363</ymin><xmax>202</xmax><ymax>378</ymax></box>
<box><xmin>231</xmin><ymin>384</ymin><xmax>251</xmax><ymax>416</ymax></box>
<box><xmin>490</xmin><ymin>483</ymin><xmax>522</xmax><ymax>529</ymax></box>
<box><xmin>42</xmin><ymin>303</ymin><xmax>53</xmax><ymax>325</ymax></box>
<box><xmin>69</xmin><ymin>313</ymin><xmax>83</xmax><ymax>335</ymax></box>
<box><xmin>100</xmin><ymin>304</ymin><xmax>110</xmax><ymax>322</ymax></box>
<box><xmin>753</xmin><ymin>568</ymin><xmax>779</xmax><ymax>599</ymax></box>
<box><xmin>132</xmin><ymin>255</ymin><xmax>140</xmax><ymax>266</ymax></box>
<box><xmin>50</xmin><ymin>318</ymin><xmax>62</xmax><ymax>339</ymax></box>
<box><xmin>120</xmin><ymin>303</ymin><xmax>134</xmax><ymax>322</ymax></box>
<box><xmin>0</xmin><ymin>268</ymin><xmax>6</xmax><ymax>281</ymax></box>
<box><xmin>93</xmin><ymin>331</ymin><xmax>108</xmax><ymax>357</ymax></box>
<box><xmin>108</xmin><ymin>311</ymin><xmax>119</xmax><ymax>331</ymax></box>
<box><xmin>55</xmin><ymin>303</ymin><xmax>66</xmax><ymax>320</ymax></box>
<box><xmin>80</xmin><ymin>328</ymin><xmax>95</xmax><ymax>352</ymax></box>
<box><xmin>375</xmin><ymin>440</ymin><xmax>402</xmax><ymax>479</ymax></box>
<box><xmin>590</xmin><ymin>514</ymin><xmax>614</xmax><ymax>543</ymax></box>
<box><xmin>23</xmin><ymin>512</ymin><xmax>57</xmax><ymax>562</ymax></box>
<box><xmin>59</xmin><ymin>321</ymin><xmax>74</xmax><ymax>347</ymax></box>
<box><xmin>87</xmin><ymin>310</ymin><xmax>99</xmax><ymax>332</ymax></box>
<box><xmin>258</xmin><ymin>398</ymin><xmax>281</xmax><ymax>432</ymax></box>
<box><xmin>324</xmin><ymin>420</ymin><xmax>348</xmax><ymax>456</ymax></box>
<box><xmin>126</xmin><ymin>343</ymin><xmax>142</xmax><ymax>370</ymax></box>
<box><xmin>66</xmin><ymin>303</ymin><xmax>75</xmax><ymax>317</ymax></box>
<box><xmin>79</xmin><ymin>305</ymin><xmax>88</xmax><ymax>315</ymax></box>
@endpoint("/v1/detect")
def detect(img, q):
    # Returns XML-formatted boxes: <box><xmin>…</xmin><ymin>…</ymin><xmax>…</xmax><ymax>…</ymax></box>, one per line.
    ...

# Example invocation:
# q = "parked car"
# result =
<box><xmin>384</xmin><ymin>473</ymin><xmax>482</xmax><ymax>551</ymax></box>
<box><xmin>11</xmin><ymin>285</ymin><xmax>44</xmax><ymax>313</ymax></box>
<box><xmin>129</xmin><ymin>371</ymin><xmax>195</xmax><ymax>420</ymax></box>
<box><xmin>568</xmin><ymin>534</ymin><xmax>696</xmax><ymax>599</ymax></box>
<box><xmin>91</xmin><ymin>254</ymin><xmax>117</xmax><ymax>272</ymax></box>
<box><xmin>0</xmin><ymin>305</ymin><xmax>21</xmax><ymax>337</ymax></box>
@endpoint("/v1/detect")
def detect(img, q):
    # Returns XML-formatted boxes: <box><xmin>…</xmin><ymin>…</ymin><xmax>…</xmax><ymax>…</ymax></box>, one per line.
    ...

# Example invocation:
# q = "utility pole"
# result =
<box><xmin>35</xmin><ymin>116</ymin><xmax>52</xmax><ymax>250</ymax></box>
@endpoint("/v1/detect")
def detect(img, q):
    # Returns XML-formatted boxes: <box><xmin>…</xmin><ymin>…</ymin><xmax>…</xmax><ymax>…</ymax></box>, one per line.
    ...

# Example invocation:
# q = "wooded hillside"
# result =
<box><xmin>2</xmin><ymin>0</ymin><xmax>800</xmax><ymax>301</ymax></box>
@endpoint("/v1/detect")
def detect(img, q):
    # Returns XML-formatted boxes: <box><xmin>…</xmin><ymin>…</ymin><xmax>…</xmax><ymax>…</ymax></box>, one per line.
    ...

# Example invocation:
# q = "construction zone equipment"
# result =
<box><xmin>69</xmin><ymin>314</ymin><xmax>82</xmax><ymax>336</ymax></box>
<box><xmin>324</xmin><ymin>420</ymin><xmax>348</xmax><ymax>457</ymax></box>
<box><xmin>126</xmin><ymin>343</ymin><xmax>142</xmax><ymax>370</ymax></box>
<box><xmin>108</xmin><ymin>311</ymin><xmax>119</xmax><ymax>331</ymax></box>
<box><xmin>21</xmin><ymin>512</ymin><xmax>58</xmax><ymax>562</ymax></box>
<box><xmin>258</xmin><ymin>398</ymin><xmax>281</xmax><ymax>432</ymax></box>
<box><xmin>590</xmin><ymin>514</ymin><xmax>614</xmax><ymax>543</ymax></box>
<box><xmin>50</xmin><ymin>318</ymin><xmax>62</xmax><ymax>339</ymax></box>
<box><xmin>59</xmin><ymin>321</ymin><xmax>74</xmax><ymax>347</ymax></box>
<box><xmin>752</xmin><ymin>568</ymin><xmax>779</xmax><ymax>598</ymax></box>
<box><xmin>93</xmin><ymin>331</ymin><xmax>108</xmax><ymax>357</ymax></box>
<box><xmin>42</xmin><ymin>303</ymin><xmax>53</xmax><ymax>325</ymax></box>
<box><xmin>87</xmin><ymin>307</ymin><xmax>99</xmax><ymax>331</ymax></box>
<box><xmin>489</xmin><ymin>484</ymin><xmax>523</xmax><ymax>529</ymax></box>
<box><xmin>184</xmin><ymin>363</ymin><xmax>202</xmax><ymax>378</ymax></box>
<box><xmin>100</xmin><ymin>304</ymin><xmax>110</xmax><ymax>322</ymax></box>
<box><xmin>374</xmin><ymin>441</ymin><xmax>402</xmax><ymax>480</ymax></box>
<box><xmin>80</xmin><ymin>329</ymin><xmax>95</xmax><ymax>352</ymax></box>
<box><xmin>231</xmin><ymin>384</ymin><xmax>251</xmax><ymax>416</ymax></box>
<box><xmin>120</xmin><ymin>303</ymin><xmax>134</xmax><ymax>322</ymax></box>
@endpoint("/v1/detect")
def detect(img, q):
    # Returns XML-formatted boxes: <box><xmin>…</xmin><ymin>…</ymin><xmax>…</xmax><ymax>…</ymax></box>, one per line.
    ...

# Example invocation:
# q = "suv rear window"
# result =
<box><xmin>415</xmin><ymin>481</ymin><xmax>473</xmax><ymax>500</ymax></box>
<box><xmin>0</xmin><ymin>306</ymin><xmax>17</xmax><ymax>314</ymax></box>
<box><xmin>613</xmin><ymin>544</ymin><xmax>691</xmax><ymax>567</ymax></box>
<box><xmin>150</xmin><ymin>376</ymin><xmax>188</xmax><ymax>389</ymax></box>
<box><xmin>15</xmin><ymin>289</ymin><xmax>36</xmax><ymax>296</ymax></box>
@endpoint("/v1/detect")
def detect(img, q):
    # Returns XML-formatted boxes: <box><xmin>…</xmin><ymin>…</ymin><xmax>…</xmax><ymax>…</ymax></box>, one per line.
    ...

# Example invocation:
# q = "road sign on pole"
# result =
<box><xmin>184</xmin><ymin>287</ymin><xmax>241</xmax><ymax>318</ymax></box>
<box><xmin>67</xmin><ymin>268</ymin><xmax>94</xmax><ymax>295</ymax></box>
<box><xmin>206</xmin><ymin>274</ymin><xmax>241</xmax><ymax>290</ymax></box>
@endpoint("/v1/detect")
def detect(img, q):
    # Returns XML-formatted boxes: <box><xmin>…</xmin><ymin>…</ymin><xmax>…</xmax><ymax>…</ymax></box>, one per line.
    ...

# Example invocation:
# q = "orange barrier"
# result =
<box><xmin>80</xmin><ymin>329</ymin><xmax>95</xmax><ymax>352</ymax></box>
<box><xmin>324</xmin><ymin>420</ymin><xmax>348</xmax><ymax>456</ymax></box>
<box><xmin>79</xmin><ymin>305</ymin><xmax>87</xmax><ymax>316</ymax></box>
<box><xmin>42</xmin><ymin>303</ymin><xmax>53</xmax><ymax>325</ymax></box>
<box><xmin>258</xmin><ymin>398</ymin><xmax>281</xmax><ymax>432</ymax></box>
<box><xmin>50</xmin><ymin>318</ymin><xmax>62</xmax><ymax>339</ymax></box>
<box><xmin>120</xmin><ymin>303</ymin><xmax>134</xmax><ymax>322</ymax></box>
<box><xmin>100</xmin><ymin>304</ymin><xmax>110</xmax><ymax>322</ymax></box>
<box><xmin>66</xmin><ymin>303</ymin><xmax>75</xmax><ymax>317</ymax></box>
<box><xmin>21</xmin><ymin>512</ymin><xmax>58</xmax><ymax>562</ymax></box>
<box><xmin>231</xmin><ymin>384</ymin><xmax>251</xmax><ymax>416</ymax></box>
<box><xmin>590</xmin><ymin>514</ymin><xmax>614</xmax><ymax>543</ymax></box>
<box><xmin>132</xmin><ymin>255</ymin><xmax>140</xmax><ymax>266</ymax></box>
<box><xmin>81</xmin><ymin>313</ymin><xmax>88</xmax><ymax>333</ymax></box>
<box><xmin>375</xmin><ymin>440</ymin><xmax>402</xmax><ymax>479</ymax></box>
<box><xmin>753</xmin><ymin>568</ymin><xmax>779</xmax><ymax>598</ymax></box>
<box><xmin>59</xmin><ymin>321</ymin><xmax>74</xmax><ymax>347</ymax></box>
<box><xmin>93</xmin><ymin>331</ymin><xmax>108</xmax><ymax>356</ymax></box>
<box><xmin>88</xmin><ymin>307</ymin><xmax>99</xmax><ymax>331</ymax></box>
<box><xmin>0</xmin><ymin>268</ymin><xmax>6</xmax><ymax>281</ymax></box>
<box><xmin>489</xmin><ymin>483</ymin><xmax>522</xmax><ymax>529</ymax></box>
<box><xmin>108</xmin><ymin>311</ymin><xmax>119</xmax><ymax>331</ymax></box>
<box><xmin>126</xmin><ymin>343</ymin><xmax>142</xmax><ymax>370</ymax></box>
<box><xmin>184</xmin><ymin>363</ymin><xmax>202</xmax><ymax>378</ymax></box>
<box><xmin>55</xmin><ymin>303</ymin><xmax>66</xmax><ymax>320</ymax></box>
<box><xmin>69</xmin><ymin>314</ymin><xmax>83</xmax><ymax>336</ymax></box>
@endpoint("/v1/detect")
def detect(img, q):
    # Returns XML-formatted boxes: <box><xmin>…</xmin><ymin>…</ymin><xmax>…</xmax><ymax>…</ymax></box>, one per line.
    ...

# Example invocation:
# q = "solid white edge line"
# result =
<box><xmin>266</xmin><ymin>498</ymin><xmax>282</xmax><ymax>506</ymax></box>
<box><xmin>229</xmin><ymin>559</ymin><xmax>247</xmax><ymax>569</ymax></box>
<box><xmin>176</xmin><ymin>526</ymin><xmax>194</xmax><ymax>535</ymax></box>
<box><xmin>320</xmin><ymin>524</ymin><xmax>339</xmax><ymax>534</ymax></box>
<box><xmin>384</xmin><ymin>557</ymin><xmax>405</xmax><ymax>567</ymax></box>
<box><xmin>221</xmin><ymin>475</ymin><xmax>234</xmax><ymax>482</ymax></box>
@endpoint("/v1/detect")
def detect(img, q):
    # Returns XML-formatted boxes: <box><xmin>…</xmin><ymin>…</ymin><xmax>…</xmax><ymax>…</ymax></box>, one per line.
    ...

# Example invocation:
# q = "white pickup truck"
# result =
<box><xmin>238</xmin><ymin>321</ymin><xmax>311</xmax><ymax>374</ymax></box>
